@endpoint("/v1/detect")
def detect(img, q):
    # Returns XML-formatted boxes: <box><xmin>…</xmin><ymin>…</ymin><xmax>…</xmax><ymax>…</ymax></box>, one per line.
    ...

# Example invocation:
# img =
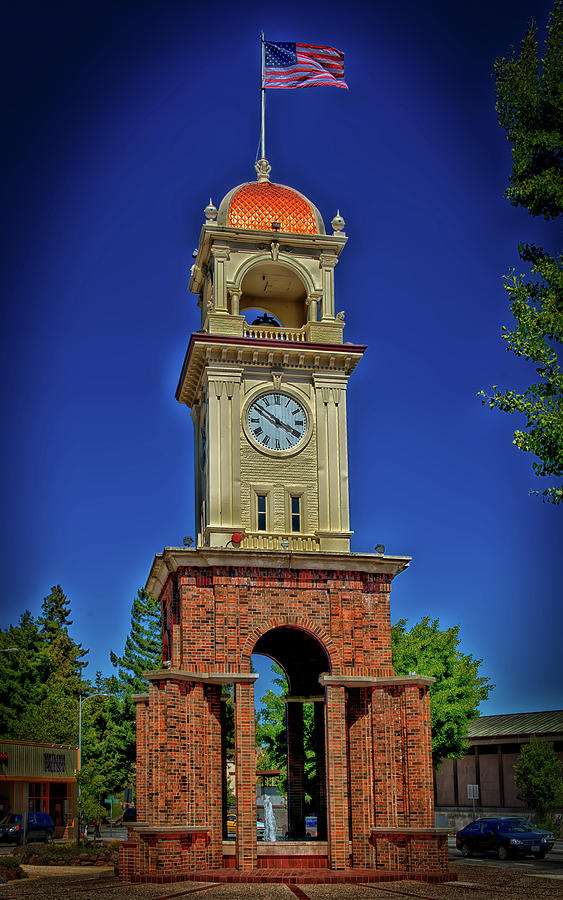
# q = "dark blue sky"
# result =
<box><xmin>2</xmin><ymin>0</ymin><xmax>560</xmax><ymax>714</ymax></box>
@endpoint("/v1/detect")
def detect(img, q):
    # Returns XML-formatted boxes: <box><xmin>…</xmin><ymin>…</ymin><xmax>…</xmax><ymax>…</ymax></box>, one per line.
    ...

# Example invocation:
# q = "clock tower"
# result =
<box><xmin>119</xmin><ymin>159</ymin><xmax>450</xmax><ymax>887</ymax></box>
<box><xmin>176</xmin><ymin>159</ymin><xmax>364</xmax><ymax>552</ymax></box>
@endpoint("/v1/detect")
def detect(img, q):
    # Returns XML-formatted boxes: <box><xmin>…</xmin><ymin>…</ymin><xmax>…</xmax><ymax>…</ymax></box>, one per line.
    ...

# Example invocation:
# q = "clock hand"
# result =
<box><xmin>255</xmin><ymin>405</ymin><xmax>301</xmax><ymax>439</ymax></box>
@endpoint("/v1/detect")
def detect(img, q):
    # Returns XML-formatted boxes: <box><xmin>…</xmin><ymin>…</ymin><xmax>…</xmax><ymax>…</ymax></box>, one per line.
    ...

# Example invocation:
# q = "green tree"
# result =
<box><xmin>0</xmin><ymin>587</ymin><xmax>89</xmax><ymax>743</ymax></box>
<box><xmin>109</xmin><ymin>589</ymin><xmax>161</xmax><ymax>692</ymax></box>
<box><xmin>480</xmin><ymin>245</ymin><xmax>563</xmax><ymax>504</ymax></box>
<box><xmin>79</xmin><ymin>684</ymin><xmax>137</xmax><ymax>823</ymax></box>
<box><xmin>391</xmin><ymin>617</ymin><xmax>494</xmax><ymax>767</ymax></box>
<box><xmin>494</xmin><ymin>1</ymin><xmax>562</xmax><ymax>219</ymax></box>
<box><xmin>0</xmin><ymin>611</ymin><xmax>50</xmax><ymax>738</ymax></box>
<box><xmin>77</xmin><ymin>589</ymin><xmax>162</xmax><ymax>815</ymax></box>
<box><xmin>480</xmin><ymin>2</ymin><xmax>563</xmax><ymax>504</ymax></box>
<box><xmin>514</xmin><ymin>735</ymin><xmax>563</xmax><ymax>821</ymax></box>
<box><xmin>255</xmin><ymin>665</ymin><xmax>319</xmax><ymax>803</ymax></box>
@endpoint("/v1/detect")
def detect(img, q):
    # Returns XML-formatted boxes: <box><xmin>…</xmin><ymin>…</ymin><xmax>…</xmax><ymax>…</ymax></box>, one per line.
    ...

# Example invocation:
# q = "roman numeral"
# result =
<box><xmin>263</xmin><ymin>397</ymin><xmax>270</xmax><ymax>406</ymax></box>
<box><xmin>253</xmin><ymin>427</ymin><xmax>263</xmax><ymax>437</ymax></box>
<box><xmin>263</xmin><ymin>435</ymin><xmax>270</xmax><ymax>446</ymax></box>
<box><xmin>291</xmin><ymin>407</ymin><xmax>299</xmax><ymax>415</ymax></box>
<box><xmin>250</xmin><ymin>417</ymin><xmax>259</xmax><ymax>423</ymax></box>
<box><xmin>295</xmin><ymin>420</ymin><xmax>303</xmax><ymax>426</ymax></box>
<box><xmin>274</xmin><ymin>394</ymin><xmax>280</xmax><ymax>405</ymax></box>
<box><xmin>275</xmin><ymin>439</ymin><xmax>281</xmax><ymax>449</ymax></box>
<box><xmin>285</xmin><ymin>398</ymin><xmax>291</xmax><ymax>407</ymax></box>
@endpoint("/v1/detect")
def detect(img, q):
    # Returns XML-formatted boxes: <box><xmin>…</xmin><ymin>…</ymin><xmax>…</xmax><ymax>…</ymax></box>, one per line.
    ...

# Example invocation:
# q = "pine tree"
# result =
<box><xmin>0</xmin><ymin>611</ymin><xmax>49</xmax><ymax>738</ymax></box>
<box><xmin>109</xmin><ymin>589</ymin><xmax>161</xmax><ymax>692</ymax></box>
<box><xmin>0</xmin><ymin>587</ymin><xmax>89</xmax><ymax>743</ymax></box>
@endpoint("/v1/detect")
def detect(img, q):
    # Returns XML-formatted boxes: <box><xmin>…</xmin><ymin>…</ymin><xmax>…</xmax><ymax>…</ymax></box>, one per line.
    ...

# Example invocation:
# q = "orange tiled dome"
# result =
<box><xmin>216</xmin><ymin>176</ymin><xmax>325</xmax><ymax>235</ymax></box>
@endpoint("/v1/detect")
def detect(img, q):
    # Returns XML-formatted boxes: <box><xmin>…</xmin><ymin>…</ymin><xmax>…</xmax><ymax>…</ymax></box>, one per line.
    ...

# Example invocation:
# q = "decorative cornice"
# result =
<box><xmin>175</xmin><ymin>333</ymin><xmax>366</xmax><ymax>407</ymax></box>
<box><xmin>145</xmin><ymin>546</ymin><xmax>411</xmax><ymax>599</ymax></box>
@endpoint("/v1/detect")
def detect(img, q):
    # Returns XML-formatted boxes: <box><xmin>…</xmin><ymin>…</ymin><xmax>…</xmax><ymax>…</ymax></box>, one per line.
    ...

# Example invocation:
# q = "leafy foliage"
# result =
<box><xmin>514</xmin><ymin>736</ymin><xmax>563</xmax><ymax>820</ymax></box>
<box><xmin>391</xmin><ymin>617</ymin><xmax>494</xmax><ymax>767</ymax></box>
<box><xmin>79</xmin><ymin>590</ymin><xmax>162</xmax><ymax>819</ymax></box>
<box><xmin>481</xmin><ymin>2</ymin><xmax>563</xmax><ymax>503</ymax></box>
<box><xmin>494</xmin><ymin>2</ymin><xmax>563</xmax><ymax>219</ymax></box>
<box><xmin>255</xmin><ymin>664</ymin><xmax>316</xmax><ymax>802</ymax></box>
<box><xmin>479</xmin><ymin>244</ymin><xmax>563</xmax><ymax>504</ymax></box>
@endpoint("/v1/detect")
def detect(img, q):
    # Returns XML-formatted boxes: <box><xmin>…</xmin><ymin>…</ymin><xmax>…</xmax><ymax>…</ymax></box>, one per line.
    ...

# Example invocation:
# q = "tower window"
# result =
<box><xmin>291</xmin><ymin>495</ymin><xmax>301</xmax><ymax>532</ymax></box>
<box><xmin>257</xmin><ymin>494</ymin><xmax>267</xmax><ymax>531</ymax></box>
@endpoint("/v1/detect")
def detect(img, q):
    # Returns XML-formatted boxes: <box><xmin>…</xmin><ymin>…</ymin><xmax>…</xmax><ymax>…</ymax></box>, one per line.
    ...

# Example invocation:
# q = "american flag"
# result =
<box><xmin>263</xmin><ymin>42</ymin><xmax>348</xmax><ymax>90</ymax></box>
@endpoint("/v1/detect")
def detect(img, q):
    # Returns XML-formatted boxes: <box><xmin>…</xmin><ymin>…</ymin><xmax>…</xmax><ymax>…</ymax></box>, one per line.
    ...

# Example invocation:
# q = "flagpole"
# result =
<box><xmin>260</xmin><ymin>32</ymin><xmax>266</xmax><ymax>160</ymax></box>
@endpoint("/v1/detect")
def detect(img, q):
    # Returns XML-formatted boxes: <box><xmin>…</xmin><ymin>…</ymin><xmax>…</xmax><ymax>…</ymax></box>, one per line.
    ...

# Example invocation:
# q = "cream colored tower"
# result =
<box><xmin>176</xmin><ymin>160</ymin><xmax>365</xmax><ymax>552</ymax></box>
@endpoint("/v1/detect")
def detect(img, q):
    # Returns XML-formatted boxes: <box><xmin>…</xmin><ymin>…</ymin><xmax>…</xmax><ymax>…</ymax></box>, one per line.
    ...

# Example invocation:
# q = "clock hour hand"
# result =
<box><xmin>255</xmin><ymin>405</ymin><xmax>301</xmax><ymax>439</ymax></box>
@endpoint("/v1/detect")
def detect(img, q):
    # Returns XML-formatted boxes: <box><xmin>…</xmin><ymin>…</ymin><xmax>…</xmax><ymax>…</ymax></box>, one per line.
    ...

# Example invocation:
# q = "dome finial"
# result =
<box><xmin>204</xmin><ymin>198</ymin><xmax>218</xmax><ymax>223</ymax></box>
<box><xmin>331</xmin><ymin>209</ymin><xmax>345</xmax><ymax>234</ymax></box>
<box><xmin>255</xmin><ymin>158</ymin><xmax>271</xmax><ymax>183</ymax></box>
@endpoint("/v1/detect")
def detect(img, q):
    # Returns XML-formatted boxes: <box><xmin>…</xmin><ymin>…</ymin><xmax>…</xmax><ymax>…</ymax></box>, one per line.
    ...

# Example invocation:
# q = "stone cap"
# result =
<box><xmin>144</xmin><ymin>669</ymin><xmax>259</xmax><ymax>685</ymax></box>
<box><xmin>132</xmin><ymin>825</ymin><xmax>210</xmax><ymax>834</ymax></box>
<box><xmin>371</xmin><ymin>826</ymin><xmax>450</xmax><ymax>836</ymax></box>
<box><xmin>319</xmin><ymin>674</ymin><xmax>435</xmax><ymax>688</ymax></box>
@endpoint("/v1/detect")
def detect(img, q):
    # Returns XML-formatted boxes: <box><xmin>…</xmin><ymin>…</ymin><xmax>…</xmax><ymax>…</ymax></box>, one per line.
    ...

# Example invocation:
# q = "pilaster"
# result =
<box><xmin>234</xmin><ymin>681</ymin><xmax>257</xmax><ymax>870</ymax></box>
<box><xmin>319</xmin><ymin>253</ymin><xmax>338</xmax><ymax>319</ymax></box>
<box><xmin>286</xmin><ymin>701</ymin><xmax>306</xmax><ymax>839</ymax></box>
<box><xmin>348</xmin><ymin>687</ymin><xmax>375</xmax><ymax>867</ymax></box>
<box><xmin>324</xmin><ymin>683</ymin><xmax>349</xmax><ymax>869</ymax></box>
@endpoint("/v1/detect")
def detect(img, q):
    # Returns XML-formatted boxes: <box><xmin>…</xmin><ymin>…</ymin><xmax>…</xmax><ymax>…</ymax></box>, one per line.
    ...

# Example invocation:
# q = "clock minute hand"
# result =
<box><xmin>256</xmin><ymin>405</ymin><xmax>300</xmax><ymax>439</ymax></box>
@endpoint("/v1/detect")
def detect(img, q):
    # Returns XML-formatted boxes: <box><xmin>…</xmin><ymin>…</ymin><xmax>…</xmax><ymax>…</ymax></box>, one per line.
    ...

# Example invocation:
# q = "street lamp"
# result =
<box><xmin>78</xmin><ymin>692</ymin><xmax>110</xmax><ymax>840</ymax></box>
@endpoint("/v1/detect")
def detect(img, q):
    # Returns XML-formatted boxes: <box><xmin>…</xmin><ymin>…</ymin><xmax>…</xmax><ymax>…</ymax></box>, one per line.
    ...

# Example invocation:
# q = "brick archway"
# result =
<box><xmin>242</xmin><ymin>615</ymin><xmax>339</xmax><ymax>672</ymax></box>
<box><xmin>249</xmin><ymin>621</ymin><xmax>331</xmax><ymax>840</ymax></box>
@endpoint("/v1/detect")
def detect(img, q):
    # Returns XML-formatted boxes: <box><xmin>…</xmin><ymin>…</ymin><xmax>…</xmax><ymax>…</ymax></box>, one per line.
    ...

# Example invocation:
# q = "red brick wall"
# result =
<box><xmin>170</xmin><ymin>566</ymin><xmax>394</xmax><ymax>677</ymax></box>
<box><xmin>127</xmin><ymin>560</ymin><xmax>443</xmax><ymax>880</ymax></box>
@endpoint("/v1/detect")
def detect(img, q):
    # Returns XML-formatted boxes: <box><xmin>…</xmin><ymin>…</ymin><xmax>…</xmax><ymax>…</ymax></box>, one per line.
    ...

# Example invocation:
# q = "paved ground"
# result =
<box><xmin>1</xmin><ymin>862</ymin><xmax>563</xmax><ymax>900</ymax></box>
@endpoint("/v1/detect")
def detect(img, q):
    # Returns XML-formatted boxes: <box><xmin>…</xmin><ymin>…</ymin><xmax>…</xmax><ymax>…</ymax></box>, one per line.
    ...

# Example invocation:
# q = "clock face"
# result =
<box><xmin>247</xmin><ymin>392</ymin><xmax>307</xmax><ymax>452</ymax></box>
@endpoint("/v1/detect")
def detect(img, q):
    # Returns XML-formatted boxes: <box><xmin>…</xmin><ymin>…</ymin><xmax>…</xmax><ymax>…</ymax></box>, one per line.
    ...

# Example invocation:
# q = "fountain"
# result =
<box><xmin>263</xmin><ymin>793</ymin><xmax>277</xmax><ymax>842</ymax></box>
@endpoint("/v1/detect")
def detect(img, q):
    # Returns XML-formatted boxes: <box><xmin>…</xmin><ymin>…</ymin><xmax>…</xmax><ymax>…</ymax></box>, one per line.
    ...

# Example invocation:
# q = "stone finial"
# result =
<box><xmin>205</xmin><ymin>198</ymin><xmax>218</xmax><ymax>223</ymax></box>
<box><xmin>331</xmin><ymin>210</ymin><xmax>345</xmax><ymax>234</ymax></box>
<box><xmin>255</xmin><ymin>158</ymin><xmax>272</xmax><ymax>183</ymax></box>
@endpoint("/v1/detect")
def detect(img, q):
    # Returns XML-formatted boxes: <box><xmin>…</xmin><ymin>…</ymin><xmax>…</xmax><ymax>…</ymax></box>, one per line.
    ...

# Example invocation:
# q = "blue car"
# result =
<box><xmin>0</xmin><ymin>812</ymin><xmax>55</xmax><ymax>844</ymax></box>
<box><xmin>456</xmin><ymin>817</ymin><xmax>551</xmax><ymax>860</ymax></box>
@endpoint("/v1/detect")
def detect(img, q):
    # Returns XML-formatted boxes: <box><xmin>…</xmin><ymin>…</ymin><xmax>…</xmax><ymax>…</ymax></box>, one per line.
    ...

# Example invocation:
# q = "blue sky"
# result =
<box><xmin>2</xmin><ymin>0</ymin><xmax>561</xmax><ymax>715</ymax></box>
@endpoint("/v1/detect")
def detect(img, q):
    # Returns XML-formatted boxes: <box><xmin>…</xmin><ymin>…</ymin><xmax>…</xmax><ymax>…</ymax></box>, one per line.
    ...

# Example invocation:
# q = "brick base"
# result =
<box><xmin>118</xmin><ymin>829</ymin><xmax>214</xmax><ymax>882</ymax></box>
<box><xmin>119</xmin><ymin>865</ymin><xmax>456</xmax><ymax>885</ymax></box>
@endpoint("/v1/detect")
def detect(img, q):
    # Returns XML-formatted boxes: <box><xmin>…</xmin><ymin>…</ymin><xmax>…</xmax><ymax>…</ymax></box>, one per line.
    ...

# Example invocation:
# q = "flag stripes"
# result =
<box><xmin>264</xmin><ymin>41</ymin><xmax>348</xmax><ymax>89</ymax></box>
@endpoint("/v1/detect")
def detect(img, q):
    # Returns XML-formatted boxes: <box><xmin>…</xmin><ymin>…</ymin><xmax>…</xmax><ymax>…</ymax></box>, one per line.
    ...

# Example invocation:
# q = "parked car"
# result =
<box><xmin>456</xmin><ymin>818</ymin><xmax>552</xmax><ymax>860</ymax></box>
<box><xmin>225</xmin><ymin>814</ymin><xmax>265</xmax><ymax>838</ymax></box>
<box><xmin>475</xmin><ymin>816</ymin><xmax>555</xmax><ymax>852</ymax></box>
<box><xmin>0</xmin><ymin>812</ymin><xmax>55</xmax><ymax>844</ymax></box>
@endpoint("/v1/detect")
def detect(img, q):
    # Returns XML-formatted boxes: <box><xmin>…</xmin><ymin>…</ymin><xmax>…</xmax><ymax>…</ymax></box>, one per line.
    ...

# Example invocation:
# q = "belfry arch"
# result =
<box><xmin>235</xmin><ymin>257</ymin><xmax>312</xmax><ymax>328</ymax></box>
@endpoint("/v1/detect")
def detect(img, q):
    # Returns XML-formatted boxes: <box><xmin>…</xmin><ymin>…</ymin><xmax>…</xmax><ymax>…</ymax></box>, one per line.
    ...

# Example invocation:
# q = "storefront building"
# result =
<box><xmin>0</xmin><ymin>740</ymin><xmax>78</xmax><ymax>839</ymax></box>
